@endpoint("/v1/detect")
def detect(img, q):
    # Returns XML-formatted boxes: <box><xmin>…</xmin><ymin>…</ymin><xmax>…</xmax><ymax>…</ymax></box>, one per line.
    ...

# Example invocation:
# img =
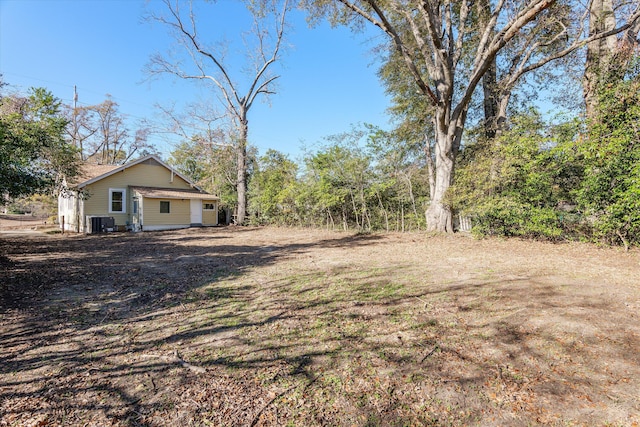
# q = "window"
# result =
<box><xmin>203</xmin><ymin>203</ymin><xmax>215</xmax><ymax>210</ymax></box>
<box><xmin>160</xmin><ymin>201</ymin><xmax>170</xmax><ymax>213</ymax></box>
<box><xmin>109</xmin><ymin>188</ymin><xmax>126</xmax><ymax>213</ymax></box>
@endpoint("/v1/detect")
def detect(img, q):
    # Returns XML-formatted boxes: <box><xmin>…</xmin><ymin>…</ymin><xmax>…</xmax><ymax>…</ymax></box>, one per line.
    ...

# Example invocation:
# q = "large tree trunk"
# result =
<box><xmin>425</xmin><ymin>110</ymin><xmax>460</xmax><ymax>233</ymax></box>
<box><xmin>478</xmin><ymin>0</ymin><xmax>499</xmax><ymax>140</ymax></box>
<box><xmin>482</xmin><ymin>59</ymin><xmax>499</xmax><ymax>140</ymax></box>
<box><xmin>583</xmin><ymin>0</ymin><xmax>617</xmax><ymax>119</ymax></box>
<box><xmin>235</xmin><ymin>120</ymin><xmax>249</xmax><ymax>225</ymax></box>
<box><xmin>495</xmin><ymin>93</ymin><xmax>510</xmax><ymax>137</ymax></box>
<box><xmin>425</xmin><ymin>161</ymin><xmax>454</xmax><ymax>232</ymax></box>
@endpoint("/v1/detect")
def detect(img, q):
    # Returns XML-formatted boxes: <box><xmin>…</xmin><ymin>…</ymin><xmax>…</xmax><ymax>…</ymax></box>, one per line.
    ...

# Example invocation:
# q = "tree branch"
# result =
<box><xmin>337</xmin><ymin>0</ymin><xmax>439</xmax><ymax>105</ymax></box>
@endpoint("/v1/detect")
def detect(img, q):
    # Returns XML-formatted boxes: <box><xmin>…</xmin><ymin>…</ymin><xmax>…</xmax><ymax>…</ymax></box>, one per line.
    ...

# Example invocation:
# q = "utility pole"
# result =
<box><xmin>73</xmin><ymin>85</ymin><xmax>78</xmax><ymax>144</ymax></box>
<box><xmin>72</xmin><ymin>85</ymin><xmax>83</xmax><ymax>159</ymax></box>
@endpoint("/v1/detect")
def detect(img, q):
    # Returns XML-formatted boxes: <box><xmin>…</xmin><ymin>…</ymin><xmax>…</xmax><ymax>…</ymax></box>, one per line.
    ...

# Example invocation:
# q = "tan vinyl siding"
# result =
<box><xmin>143</xmin><ymin>198</ymin><xmax>190</xmax><ymax>225</ymax></box>
<box><xmin>202</xmin><ymin>201</ymin><xmax>218</xmax><ymax>225</ymax></box>
<box><xmin>82</xmin><ymin>162</ymin><xmax>194</xmax><ymax>226</ymax></box>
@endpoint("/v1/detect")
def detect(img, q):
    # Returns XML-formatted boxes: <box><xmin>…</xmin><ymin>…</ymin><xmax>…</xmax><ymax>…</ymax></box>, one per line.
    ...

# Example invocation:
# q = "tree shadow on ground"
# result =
<box><xmin>1</xmin><ymin>228</ymin><xmax>638</xmax><ymax>426</ymax></box>
<box><xmin>0</xmin><ymin>228</ymin><xmax>392</xmax><ymax>425</ymax></box>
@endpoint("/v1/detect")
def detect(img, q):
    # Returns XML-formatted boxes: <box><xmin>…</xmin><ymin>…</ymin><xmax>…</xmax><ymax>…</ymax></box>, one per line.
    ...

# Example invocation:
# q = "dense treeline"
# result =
<box><xmin>3</xmin><ymin>0</ymin><xmax>639</xmax><ymax>249</ymax></box>
<box><xmin>451</xmin><ymin>57</ymin><xmax>640</xmax><ymax>249</ymax></box>
<box><xmin>169</xmin><ymin>124</ymin><xmax>430</xmax><ymax>232</ymax></box>
<box><xmin>163</xmin><ymin>0</ymin><xmax>640</xmax><ymax>248</ymax></box>
<box><xmin>167</xmin><ymin>52</ymin><xmax>640</xmax><ymax>248</ymax></box>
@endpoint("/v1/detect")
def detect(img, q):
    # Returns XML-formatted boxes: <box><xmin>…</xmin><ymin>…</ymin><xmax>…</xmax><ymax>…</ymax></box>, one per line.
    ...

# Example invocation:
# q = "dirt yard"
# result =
<box><xmin>1</xmin><ymin>227</ymin><xmax>639</xmax><ymax>426</ymax></box>
<box><xmin>0</xmin><ymin>214</ymin><xmax>49</xmax><ymax>231</ymax></box>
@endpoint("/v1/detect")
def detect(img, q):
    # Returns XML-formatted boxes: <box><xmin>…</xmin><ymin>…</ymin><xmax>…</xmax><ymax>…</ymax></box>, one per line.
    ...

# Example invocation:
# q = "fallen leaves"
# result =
<box><xmin>1</xmin><ymin>227</ymin><xmax>640</xmax><ymax>426</ymax></box>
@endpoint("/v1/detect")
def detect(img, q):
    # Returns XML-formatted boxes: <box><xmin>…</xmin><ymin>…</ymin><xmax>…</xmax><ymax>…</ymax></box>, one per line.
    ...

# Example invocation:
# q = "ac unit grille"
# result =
<box><xmin>87</xmin><ymin>216</ymin><xmax>115</xmax><ymax>233</ymax></box>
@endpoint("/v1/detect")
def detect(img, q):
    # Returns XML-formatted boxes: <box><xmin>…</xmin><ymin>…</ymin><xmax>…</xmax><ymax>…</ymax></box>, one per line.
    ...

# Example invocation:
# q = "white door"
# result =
<box><xmin>190</xmin><ymin>199</ymin><xmax>202</xmax><ymax>225</ymax></box>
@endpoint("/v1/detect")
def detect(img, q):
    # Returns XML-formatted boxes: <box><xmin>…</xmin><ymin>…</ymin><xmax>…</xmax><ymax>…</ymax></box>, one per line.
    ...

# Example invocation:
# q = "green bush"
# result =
<box><xmin>451</xmin><ymin>110</ymin><xmax>582</xmax><ymax>240</ymax></box>
<box><xmin>576</xmin><ymin>56</ymin><xmax>640</xmax><ymax>249</ymax></box>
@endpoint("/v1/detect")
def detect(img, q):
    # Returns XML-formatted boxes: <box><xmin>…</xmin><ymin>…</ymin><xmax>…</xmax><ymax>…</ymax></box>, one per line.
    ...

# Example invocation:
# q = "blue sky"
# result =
<box><xmin>0</xmin><ymin>0</ymin><xmax>392</xmax><ymax>161</ymax></box>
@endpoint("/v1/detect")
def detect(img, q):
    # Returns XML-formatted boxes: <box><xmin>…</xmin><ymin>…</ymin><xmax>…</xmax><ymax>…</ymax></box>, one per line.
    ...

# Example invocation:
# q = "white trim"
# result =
<box><xmin>109</xmin><ymin>188</ymin><xmax>127</xmax><ymax>214</ymax></box>
<box><xmin>142</xmin><ymin>224</ymin><xmax>191</xmax><ymax>232</ymax></box>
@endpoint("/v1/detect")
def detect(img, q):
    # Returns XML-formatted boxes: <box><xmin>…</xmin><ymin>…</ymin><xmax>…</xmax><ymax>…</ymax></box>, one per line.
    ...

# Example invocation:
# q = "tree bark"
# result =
<box><xmin>478</xmin><ymin>0</ymin><xmax>499</xmax><ymax>140</ymax></box>
<box><xmin>235</xmin><ymin>119</ymin><xmax>249</xmax><ymax>225</ymax></box>
<box><xmin>425</xmin><ymin>136</ymin><xmax>455</xmax><ymax>232</ymax></box>
<box><xmin>583</xmin><ymin>0</ymin><xmax>617</xmax><ymax>119</ymax></box>
<box><xmin>482</xmin><ymin>59</ymin><xmax>499</xmax><ymax>140</ymax></box>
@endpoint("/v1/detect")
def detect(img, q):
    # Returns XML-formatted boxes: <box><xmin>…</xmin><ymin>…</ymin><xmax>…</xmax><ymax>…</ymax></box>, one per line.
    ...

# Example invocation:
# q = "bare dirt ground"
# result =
<box><xmin>0</xmin><ymin>215</ymin><xmax>49</xmax><ymax>231</ymax></box>
<box><xmin>1</xmin><ymin>226</ymin><xmax>639</xmax><ymax>426</ymax></box>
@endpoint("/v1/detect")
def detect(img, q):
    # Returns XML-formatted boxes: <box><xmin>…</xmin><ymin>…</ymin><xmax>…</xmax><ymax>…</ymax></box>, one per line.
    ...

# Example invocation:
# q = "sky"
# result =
<box><xmin>0</xmin><ymin>0</ymin><xmax>392</xmax><ymax>161</ymax></box>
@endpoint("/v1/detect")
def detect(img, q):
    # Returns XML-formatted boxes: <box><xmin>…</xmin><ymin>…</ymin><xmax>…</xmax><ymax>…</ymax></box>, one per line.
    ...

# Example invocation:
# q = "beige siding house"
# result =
<box><xmin>58</xmin><ymin>155</ymin><xmax>219</xmax><ymax>233</ymax></box>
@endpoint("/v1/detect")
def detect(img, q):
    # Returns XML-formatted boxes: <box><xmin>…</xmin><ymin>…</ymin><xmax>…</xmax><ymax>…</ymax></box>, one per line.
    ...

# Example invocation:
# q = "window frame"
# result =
<box><xmin>203</xmin><ymin>202</ymin><xmax>216</xmax><ymax>211</ymax></box>
<box><xmin>160</xmin><ymin>200</ymin><xmax>171</xmax><ymax>214</ymax></box>
<box><xmin>109</xmin><ymin>188</ymin><xmax>127</xmax><ymax>214</ymax></box>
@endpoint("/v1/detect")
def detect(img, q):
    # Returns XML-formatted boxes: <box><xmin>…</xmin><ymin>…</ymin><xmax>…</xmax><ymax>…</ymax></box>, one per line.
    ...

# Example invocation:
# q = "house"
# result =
<box><xmin>58</xmin><ymin>155</ymin><xmax>219</xmax><ymax>233</ymax></box>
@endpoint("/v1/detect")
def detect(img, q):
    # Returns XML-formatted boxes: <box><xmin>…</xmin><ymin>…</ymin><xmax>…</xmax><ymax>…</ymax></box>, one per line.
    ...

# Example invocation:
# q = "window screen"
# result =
<box><xmin>111</xmin><ymin>191</ymin><xmax>124</xmax><ymax>212</ymax></box>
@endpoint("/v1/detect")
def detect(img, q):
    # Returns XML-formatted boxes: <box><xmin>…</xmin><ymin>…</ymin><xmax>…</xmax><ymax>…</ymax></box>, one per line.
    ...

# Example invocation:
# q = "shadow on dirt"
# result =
<box><xmin>1</xmin><ymin>227</ymin><xmax>638</xmax><ymax>426</ymax></box>
<box><xmin>0</xmin><ymin>227</ymin><xmax>394</xmax><ymax>425</ymax></box>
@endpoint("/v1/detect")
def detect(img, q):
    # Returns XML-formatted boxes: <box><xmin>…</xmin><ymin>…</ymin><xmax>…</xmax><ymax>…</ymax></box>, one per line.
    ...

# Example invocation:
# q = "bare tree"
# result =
<box><xmin>155</xmin><ymin>101</ymin><xmax>230</xmax><ymax>154</ymax></box>
<box><xmin>65</xmin><ymin>103</ymin><xmax>98</xmax><ymax>159</ymax></box>
<box><xmin>309</xmin><ymin>0</ymin><xmax>640</xmax><ymax>232</ymax></box>
<box><xmin>66</xmin><ymin>96</ymin><xmax>152</xmax><ymax>165</ymax></box>
<box><xmin>147</xmin><ymin>0</ymin><xmax>289</xmax><ymax>224</ymax></box>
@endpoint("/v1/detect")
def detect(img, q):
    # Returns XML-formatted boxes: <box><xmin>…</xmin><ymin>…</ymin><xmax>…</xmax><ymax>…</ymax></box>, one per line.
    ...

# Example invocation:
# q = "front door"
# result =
<box><xmin>190</xmin><ymin>199</ymin><xmax>202</xmax><ymax>225</ymax></box>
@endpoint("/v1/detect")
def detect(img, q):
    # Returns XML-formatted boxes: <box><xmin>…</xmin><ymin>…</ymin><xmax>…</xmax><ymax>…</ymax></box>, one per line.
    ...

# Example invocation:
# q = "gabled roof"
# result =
<box><xmin>131</xmin><ymin>186</ymin><xmax>219</xmax><ymax>200</ymax></box>
<box><xmin>72</xmin><ymin>163</ymin><xmax>121</xmax><ymax>185</ymax></box>
<box><xmin>72</xmin><ymin>155</ymin><xmax>202</xmax><ymax>192</ymax></box>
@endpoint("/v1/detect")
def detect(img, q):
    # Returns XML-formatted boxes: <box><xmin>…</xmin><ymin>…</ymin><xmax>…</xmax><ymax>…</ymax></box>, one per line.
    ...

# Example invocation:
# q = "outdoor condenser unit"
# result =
<box><xmin>86</xmin><ymin>216</ymin><xmax>115</xmax><ymax>234</ymax></box>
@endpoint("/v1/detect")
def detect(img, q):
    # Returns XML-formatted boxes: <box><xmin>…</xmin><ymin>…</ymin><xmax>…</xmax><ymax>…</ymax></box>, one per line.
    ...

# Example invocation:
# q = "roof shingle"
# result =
<box><xmin>68</xmin><ymin>163</ymin><xmax>120</xmax><ymax>186</ymax></box>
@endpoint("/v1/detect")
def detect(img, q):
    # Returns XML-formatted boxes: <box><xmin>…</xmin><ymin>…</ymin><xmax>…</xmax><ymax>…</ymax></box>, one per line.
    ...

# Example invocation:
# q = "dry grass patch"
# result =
<box><xmin>1</xmin><ymin>227</ymin><xmax>639</xmax><ymax>426</ymax></box>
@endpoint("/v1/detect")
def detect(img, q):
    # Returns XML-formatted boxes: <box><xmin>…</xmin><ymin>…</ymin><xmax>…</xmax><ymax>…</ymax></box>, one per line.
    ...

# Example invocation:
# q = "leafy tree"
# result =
<box><xmin>450</xmin><ymin>110</ymin><xmax>582</xmax><ymax>239</ymax></box>
<box><xmin>302</xmin><ymin>145</ymin><xmax>355</xmax><ymax>229</ymax></box>
<box><xmin>305</xmin><ymin>0</ymin><xmax>639</xmax><ymax>232</ymax></box>
<box><xmin>366</xmin><ymin>126</ymin><xmax>429</xmax><ymax>231</ymax></box>
<box><xmin>0</xmin><ymin>86</ymin><xmax>79</xmax><ymax>204</ymax></box>
<box><xmin>168</xmin><ymin>140</ymin><xmax>212</xmax><ymax>187</ymax></box>
<box><xmin>577</xmin><ymin>55</ymin><xmax>640</xmax><ymax>249</ymax></box>
<box><xmin>300</xmin><ymin>128</ymin><xmax>377</xmax><ymax>231</ymax></box>
<box><xmin>249</xmin><ymin>149</ymin><xmax>298</xmax><ymax>225</ymax></box>
<box><xmin>168</xmin><ymin>137</ymin><xmax>240</xmax><ymax>211</ymax></box>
